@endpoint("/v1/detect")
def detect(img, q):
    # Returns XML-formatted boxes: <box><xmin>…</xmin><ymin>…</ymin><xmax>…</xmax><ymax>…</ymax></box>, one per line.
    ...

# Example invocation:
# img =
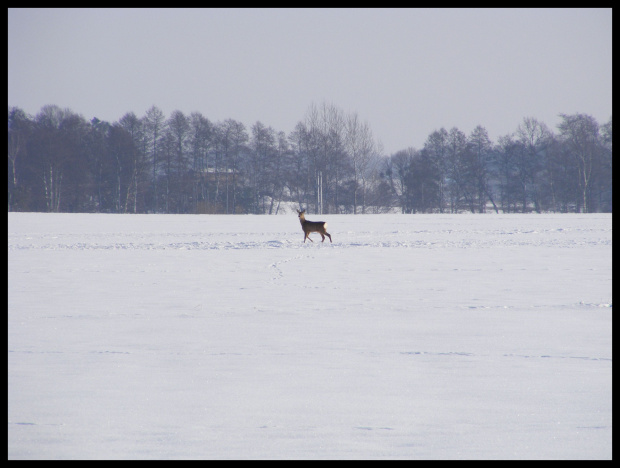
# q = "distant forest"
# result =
<box><xmin>8</xmin><ymin>103</ymin><xmax>612</xmax><ymax>214</ymax></box>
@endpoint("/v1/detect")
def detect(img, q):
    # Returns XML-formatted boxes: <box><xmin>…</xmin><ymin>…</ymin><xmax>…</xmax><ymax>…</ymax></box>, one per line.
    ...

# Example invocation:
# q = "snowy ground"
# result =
<box><xmin>7</xmin><ymin>212</ymin><xmax>612</xmax><ymax>459</ymax></box>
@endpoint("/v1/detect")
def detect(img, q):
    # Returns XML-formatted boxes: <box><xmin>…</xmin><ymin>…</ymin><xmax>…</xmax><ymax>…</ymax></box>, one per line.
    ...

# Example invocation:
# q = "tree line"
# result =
<box><xmin>8</xmin><ymin>103</ymin><xmax>612</xmax><ymax>214</ymax></box>
<box><xmin>386</xmin><ymin>115</ymin><xmax>612</xmax><ymax>214</ymax></box>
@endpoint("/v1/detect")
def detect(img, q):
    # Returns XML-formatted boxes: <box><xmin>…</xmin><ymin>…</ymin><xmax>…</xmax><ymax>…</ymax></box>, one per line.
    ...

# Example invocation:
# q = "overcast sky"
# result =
<box><xmin>8</xmin><ymin>8</ymin><xmax>612</xmax><ymax>155</ymax></box>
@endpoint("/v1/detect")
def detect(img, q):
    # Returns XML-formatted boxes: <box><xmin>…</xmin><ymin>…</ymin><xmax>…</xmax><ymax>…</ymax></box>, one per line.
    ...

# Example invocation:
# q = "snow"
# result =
<box><xmin>7</xmin><ymin>212</ymin><xmax>612</xmax><ymax>459</ymax></box>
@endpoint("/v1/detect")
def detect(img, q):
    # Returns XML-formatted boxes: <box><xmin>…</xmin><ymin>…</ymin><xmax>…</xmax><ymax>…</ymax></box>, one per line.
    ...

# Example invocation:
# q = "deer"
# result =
<box><xmin>297</xmin><ymin>209</ymin><xmax>332</xmax><ymax>243</ymax></box>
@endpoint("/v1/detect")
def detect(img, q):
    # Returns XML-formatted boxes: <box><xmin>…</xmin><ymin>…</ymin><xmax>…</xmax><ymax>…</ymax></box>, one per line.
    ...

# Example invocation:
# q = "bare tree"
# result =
<box><xmin>287</xmin><ymin>121</ymin><xmax>312</xmax><ymax>209</ymax></box>
<box><xmin>189</xmin><ymin>112</ymin><xmax>214</xmax><ymax>213</ymax></box>
<box><xmin>249</xmin><ymin>121</ymin><xmax>276</xmax><ymax>213</ymax></box>
<box><xmin>303</xmin><ymin>102</ymin><xmax>347</xmax><ymax>213</ymax></box>
<box><xmin>557</xmin><ymin>113</ymin><xmax>601</xmax><ymax>213</ymax></box>
<box><xmin>35</xmin><ymin>105</ymin><xmax>70</xmax><ymax>212</ymax></box>
<box><xmin>118</xmin><ymin>112</ymin><xmax>146</xmax><ymax>213</ymax></box>
<box><xmin>422</xmin><ymin>128</ymin><xmax>449</xmax><ymax>212</ymax></box>
<box><xmin>271</xmin><ymin>131</ymin><xmax>291</xmax><ymax>214</ymax></box>
<box><xmin>217</xmin><ymin>119</ymin><xmax>248</xmax><ymax>213</ymax></box>
<box><xmin>468</xmin><ymin>125</ymin><xmax>496</xmax><ymax>212</ymax></box>
<box><xmin>344</xmin><ymin>112</ymin><xmax>376</xmax><ymax>213</ymax></box>
<box><xmin>515</xmin><ymin>118</ymin><xmax>551</xmax><ymax>212</ymax></box>
<box><xmin>384</xmin><ymin>148</ymin><xmax>416</xmax><ymax>213</ymax></box>
<box><xmin>8</xmin><ymin>107</ymin><xmax>30</xmax><ymax>210</ymax></box>
<box><xmin>446</xmin><ymin>127</ymin><xmax>469</xmax><ymax>212</ymax></box>
<box><xmin>166</xmin><ymin>110</ymin><xmax>191</xmax><ymax>213</ymax></box>
<box><xmin>597</xmin><ymin>117</ymin><xmax>612</xmax><ymax>211</ymax></box>
<box><xmin>143</xmin><ymin>106</ymin><xmax>166</xmax><ymax>212</ymax></box>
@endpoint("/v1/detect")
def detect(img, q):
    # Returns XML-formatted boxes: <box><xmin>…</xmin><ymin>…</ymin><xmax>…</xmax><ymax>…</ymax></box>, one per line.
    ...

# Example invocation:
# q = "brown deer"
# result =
<box><xmin>297</xmin><ymin>209</ymin><xmax>332</xmax><ymax>243</ymax></box>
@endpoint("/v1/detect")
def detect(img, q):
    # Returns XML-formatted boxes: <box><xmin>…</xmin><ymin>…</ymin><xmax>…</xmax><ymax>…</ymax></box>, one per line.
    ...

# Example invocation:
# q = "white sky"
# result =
<box><xmin>8</xmin><ymin>8</ymin><xmax>612</xmax><ymax>155</ymax></box>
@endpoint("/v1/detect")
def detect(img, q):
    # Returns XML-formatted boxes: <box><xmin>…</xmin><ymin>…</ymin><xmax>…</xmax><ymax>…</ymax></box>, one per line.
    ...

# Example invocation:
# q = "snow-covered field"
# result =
<box><xmin>7</xmin><ymin>212</ymin><xmax>612</xmax><ymax>459</ymax></box>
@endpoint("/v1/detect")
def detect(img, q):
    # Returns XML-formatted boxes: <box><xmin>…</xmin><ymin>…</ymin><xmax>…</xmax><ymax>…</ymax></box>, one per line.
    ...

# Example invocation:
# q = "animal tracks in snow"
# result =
<box><xmin>399</xmin><ymin>350</ymin><xmax>611</xmax><ymax>362</ymax></box>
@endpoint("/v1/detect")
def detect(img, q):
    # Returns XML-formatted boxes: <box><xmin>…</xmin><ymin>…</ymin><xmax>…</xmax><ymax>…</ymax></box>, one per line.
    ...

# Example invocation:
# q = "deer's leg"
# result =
<box><xmin>325</xmin><ymin>232</ymin><xmax>332</xmax><ymax>243</ymax></box>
